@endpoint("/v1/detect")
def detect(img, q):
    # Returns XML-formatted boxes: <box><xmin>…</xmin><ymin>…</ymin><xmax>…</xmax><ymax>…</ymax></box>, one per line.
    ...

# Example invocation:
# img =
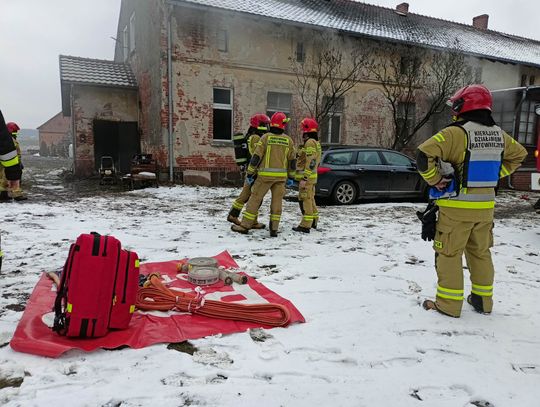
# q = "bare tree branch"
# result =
<box><xmin>367</xmin><ymin>41</ymin><xmax>472</xmax><ymax>150</ymax></box>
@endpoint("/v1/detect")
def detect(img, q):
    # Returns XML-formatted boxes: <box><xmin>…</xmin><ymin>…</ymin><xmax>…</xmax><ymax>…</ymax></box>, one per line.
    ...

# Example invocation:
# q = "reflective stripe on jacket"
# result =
<box><xmin>459</xmin><ymin>122</ymin><xmax>504</xmax><ymax>188</ymax></box>
<box><xmin>295</xmin><ymin>138</ymin><xmax>321</xmax><ymax>181</ymax></box>
<box><xmin>248</xmin><ymin>133</ymin><xmax>295</xmax><ymax>179</ymax></box>
<box><xmin>418</xmin><ymin>122</ymin><xmax>527</xmax><ymax>211</ymax></box>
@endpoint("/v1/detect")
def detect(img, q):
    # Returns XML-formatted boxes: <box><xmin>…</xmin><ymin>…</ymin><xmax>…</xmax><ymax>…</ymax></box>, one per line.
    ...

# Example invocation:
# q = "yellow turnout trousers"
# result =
<box><xmin>298</xmin><ymin>180</ymin><xmax>318</xmax><ymax>228</ymax></box>
<box><xmin>240</xmin><ymin>176</ymin><xmax>286</xmax><ymax>232</ymax></box>
<box><xmin>433</xmin><ymin>208</ymin><xmax>494</xmax><ymax>317</ymax></box>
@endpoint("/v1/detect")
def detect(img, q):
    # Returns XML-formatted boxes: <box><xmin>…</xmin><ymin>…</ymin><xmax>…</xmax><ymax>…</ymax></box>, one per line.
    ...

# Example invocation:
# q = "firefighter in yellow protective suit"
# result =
<box><xmin>417</xmin><ymin>84</ymin><xmax>527</xmax><ymax>318</ymax></box>
<box><xmin>5</xmin><ymin>122</ymin><xmax>26</xmax><ymax>201</ymax></box>
<box><xmin>0</xmin><ymin>110</ymin><xmax>23</xmax><ymax>271</ymax></box>
<box><xmin>292</xmin><ymin>118</ymin><xmax>322</xmax><ymax>233</ymax></box>
<box><xmin>231</xmin><ymin>112</ymin><xmax>296</xmax><ymax>237</ymax></box>
<box><xmin>227</xmin><ymin>114</ymin><xmax>271</xmax><ymax>229</ymax></box>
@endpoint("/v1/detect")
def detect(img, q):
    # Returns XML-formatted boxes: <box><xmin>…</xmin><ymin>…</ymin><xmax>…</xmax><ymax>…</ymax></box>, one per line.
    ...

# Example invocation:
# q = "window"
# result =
<box><xmin>321</xmin><ymin>97</ymin><xmax>344</xmax><ymax>144</ymax></box>
<box><xmin>213</xmin><ymin>88</ymin><xmax>233</xmax><ymax>140</ymax></box>
<box><xmin>397</xmin><ymin>102</ymin><xmax>415</xmax><ymax>138</ymax></box>
<box><xmin>521</xmin><ymin>74</ymin><xmax>528</xmax><ymax>87</ymax></box>
<box><xmin>129</xmin><ymin>13</ymin><xmax>136</xmax><ymax>53</ymax></box>
<box><xmin>517</xmin><ymin>99</ymin><xmax>537</xmax><ymax>145</ymax></box>
<box><xmin>357</xmin><ymin>151</ymin><xmax>382</xmax><ymax>165</ymax></box>
<box><xmin>400</xmin><ymin>56</ymin><xmax>420</xmax><ymax>75</ymax></box>
<box><xmin>381</xmin><ymin>151</ymin><xmax>412</xmax><ymax>166</ymax></box>
<box><xmin>296</xmin><ymin>42</ymin><xmax>305</xmax><ymax>62</ymax></box>
<box><xmin>218</xmin><ymin>29</ymin><xmax>228</xmax><ymax>52</ymax></box>
<box><xmin>324</xmin><ymin>151</ymin><xmax>354</xmax><ymax>165</ymax></box>
<box><xmin>122</xmin><ymin>26</ymin><xmax>129</xmax><ymax>62</ymax></box>
<box><xmin>530</xmin><ymin>75</ymin><xmax>536</xmax><ymax>86</ymax></box>
<box><xmin>266</xmin><ymin>92</ymin><xmax>292</xmax><ymax>126</ymax></box>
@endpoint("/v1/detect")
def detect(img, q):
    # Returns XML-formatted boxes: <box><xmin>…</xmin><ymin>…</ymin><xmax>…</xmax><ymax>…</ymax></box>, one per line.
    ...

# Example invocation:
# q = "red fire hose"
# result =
<box><xmin>136</xmin><ymin>273</ymin><xmax>291</xmax><ymax>327</ymax></box>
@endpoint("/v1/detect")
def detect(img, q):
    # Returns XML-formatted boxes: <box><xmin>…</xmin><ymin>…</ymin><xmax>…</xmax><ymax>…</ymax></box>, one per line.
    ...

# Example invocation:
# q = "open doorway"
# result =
<box><xmin>93</xmin><ymin>120</ymin><xmax>140</xmax><ymax>174</ymax></box>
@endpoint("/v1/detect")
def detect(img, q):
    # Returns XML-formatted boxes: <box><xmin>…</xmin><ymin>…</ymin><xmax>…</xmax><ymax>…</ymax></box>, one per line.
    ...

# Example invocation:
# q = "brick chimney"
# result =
<box><xmin>472</xmin><ymin>14</ymin><xmax>489</xmax><ymax>30</ymax></box>
<box><xmin>396</xmin><ymin>3</ymin><xmax>409</xmax><ymax>15</ymax></box>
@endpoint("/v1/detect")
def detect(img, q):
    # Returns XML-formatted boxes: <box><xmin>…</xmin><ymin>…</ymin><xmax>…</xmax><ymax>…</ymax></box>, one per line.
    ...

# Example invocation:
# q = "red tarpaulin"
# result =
<box><xmin>10</xmin><ymin>251</ymin><xmax>305</xmax><ymax>358</ymax></box>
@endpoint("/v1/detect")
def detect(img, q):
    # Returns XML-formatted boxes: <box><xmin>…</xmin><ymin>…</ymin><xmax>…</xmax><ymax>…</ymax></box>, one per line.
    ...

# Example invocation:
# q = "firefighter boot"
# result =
<box><xmin>0</xmin><ymin>191</ymin><xmax>11</xmax><ymax>202</ymax></box>
<box><xmin>292</xmin><ymin>226</ymin><xmax>310</xmax><ymax>234</ymax></box>
<box><xmin>251</xmin><ymin>220</ymin><xmax>266</xmax><ymax>230</ymax></box>
<box><xmin>311</xmin><ymin>219</ymin><xmax>318</xmax><ymax>230</ymax></box>
<box><xmin>14</xmin><ymin>194</ymin><xmax>28</xmax><ymax>201</ymax></box>
<box><xmin>269</xmin><ymin>230</ymin><xmax>278</xmax><ymax>237</ymax></box>
<box><xmin>227</xmin><ymin>208</ymin><xmax>242</xmax><ymax>226</ymax></box>
<box><xmin>231</xmin><ymin>224</ymin><xmax>249</xmax><ymax>234</ymax></box>
<box><xmin>467</xmin><ymin>294</ymin><xmax>491</xmax><ymax>315</ymax></box>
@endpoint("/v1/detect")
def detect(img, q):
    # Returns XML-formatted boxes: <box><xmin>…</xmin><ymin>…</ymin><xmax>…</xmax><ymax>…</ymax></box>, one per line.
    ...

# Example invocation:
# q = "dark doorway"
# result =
<box><xmin>93</xmin><ymin>120</ymin><xmax>140</xmax><ymax>173</ymax></box>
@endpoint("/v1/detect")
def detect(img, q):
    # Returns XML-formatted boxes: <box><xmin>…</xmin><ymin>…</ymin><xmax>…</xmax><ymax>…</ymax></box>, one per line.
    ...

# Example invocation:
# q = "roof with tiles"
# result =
<box><xmin>172</xmin><ymin>0</ymin><xmax>540</xmax><ymax>68</ymax></box>
<box><xmin>59</xmin><ymin>55</ymin><xmax>138</xmax><ymax>88</ymax></box>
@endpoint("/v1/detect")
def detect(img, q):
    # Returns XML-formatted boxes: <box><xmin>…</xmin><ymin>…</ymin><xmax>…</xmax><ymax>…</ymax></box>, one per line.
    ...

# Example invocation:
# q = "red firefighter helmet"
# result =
<box><xmin>249</xmin><ymin>113</ymin><xmax>271</xmax><ymax>131</ymax></box>
<box><xmin>300</xmin><ymin>118</ymin><xmax>318</xmax><ymax>134</ymax></box>
<box><xmin>270</xmin><ymin>112</ymin><xmax>290</xmax><ymax>129</ymax></box>
<box><xmin>447</xmin><ymin>84</ymin><xmax>492</xmax><ymax>115</ymax></box>
<box><xmin>6</xmin><ymin>122</ymin><xmax>20</xmax><ymax>135</ymax></box>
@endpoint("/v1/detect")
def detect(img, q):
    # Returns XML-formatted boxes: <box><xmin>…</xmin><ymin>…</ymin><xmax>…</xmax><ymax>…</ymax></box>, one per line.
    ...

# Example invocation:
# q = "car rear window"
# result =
<box><xmin>356</xmin><ymin>151</ymin><xmax>382</xmax><ymax>165</ymax></box>
<box><xmin>324</xmin><ymin>151</ymin><xmax>353</xmax><ymax>165</ymax></box>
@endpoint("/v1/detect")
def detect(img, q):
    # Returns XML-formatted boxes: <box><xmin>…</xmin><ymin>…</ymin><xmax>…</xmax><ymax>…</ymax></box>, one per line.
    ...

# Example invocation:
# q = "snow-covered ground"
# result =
<box><xmin>1</xmin><ymin>158</ymin><xmax>539</xmax><ymax>407</ymax></box>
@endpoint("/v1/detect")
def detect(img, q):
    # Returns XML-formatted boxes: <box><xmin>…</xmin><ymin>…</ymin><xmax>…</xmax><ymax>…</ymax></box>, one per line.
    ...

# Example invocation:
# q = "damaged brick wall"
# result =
<box><xmin>72</xmin><ymin>85</ymin><xmax>138</xmax><ymax>177</ymax></box>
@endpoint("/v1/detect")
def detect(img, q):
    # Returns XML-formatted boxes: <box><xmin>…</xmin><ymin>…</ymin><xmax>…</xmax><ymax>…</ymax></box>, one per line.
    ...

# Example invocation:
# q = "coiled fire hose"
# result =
<box><xmin>136</xmin><ymin>273</ymin><xmax>291</xmax><ymax>327</ymax></box>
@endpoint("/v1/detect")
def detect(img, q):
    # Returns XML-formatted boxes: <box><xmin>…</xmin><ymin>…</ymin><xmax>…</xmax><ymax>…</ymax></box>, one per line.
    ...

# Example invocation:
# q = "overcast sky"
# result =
<box><xmin>1</xmin><ymin>0</ymin><xmax>539</xmax><ymax>129</ymax></box>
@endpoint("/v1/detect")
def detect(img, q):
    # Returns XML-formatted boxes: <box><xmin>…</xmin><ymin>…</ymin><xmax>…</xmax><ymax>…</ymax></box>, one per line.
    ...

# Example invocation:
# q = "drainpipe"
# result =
<box><xmin>508</xmin><ymin>88</ymin><xmax>528</xmax><ymax>189</ymax></box>
<box><xmin>70</xmin><ymin>83</ymin><xmax>76</xmax><ymax>174</ymax></box>
<box><xmin>167</xmin><ymin>3</ymin><xmax>174</xmax><ymax>182</ymax></box>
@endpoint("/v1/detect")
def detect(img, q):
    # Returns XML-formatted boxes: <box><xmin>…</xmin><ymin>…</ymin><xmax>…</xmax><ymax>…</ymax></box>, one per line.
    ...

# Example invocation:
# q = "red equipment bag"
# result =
<box><xmin>53</xmin><ymin>232</ymin><xmax>139</xmax><ymax>338</ymax></box>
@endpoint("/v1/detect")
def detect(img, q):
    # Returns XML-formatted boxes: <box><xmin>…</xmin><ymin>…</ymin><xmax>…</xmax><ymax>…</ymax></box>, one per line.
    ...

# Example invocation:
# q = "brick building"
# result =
<box><xmin>37</xmin><ymin>112</ymin><xmax>71</xmax><ymax>157</ymax></box>
<box><xmin>63</xmin><ymin>0</ymin><xmax>540</xmax><ymax>188</ymax></box>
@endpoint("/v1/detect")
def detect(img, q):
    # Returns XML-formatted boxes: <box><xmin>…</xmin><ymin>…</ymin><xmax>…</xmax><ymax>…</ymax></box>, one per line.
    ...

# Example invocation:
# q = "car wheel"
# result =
<box><xmin>332</xmin><ymin>181</ymin><xmax>357</xmax><ymax>205</ymax></box>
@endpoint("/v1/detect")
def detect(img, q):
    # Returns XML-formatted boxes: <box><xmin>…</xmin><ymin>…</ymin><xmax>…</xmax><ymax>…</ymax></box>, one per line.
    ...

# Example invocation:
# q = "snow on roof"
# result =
<box><xmin>172</xmin><ymin>0</ymin><xmax>540</xmax><ymax>68</ymax></box>
<box><xmin>59</xmin><ymin>55</ymin><xmax>138</xmax><ymax>88</ymax></box>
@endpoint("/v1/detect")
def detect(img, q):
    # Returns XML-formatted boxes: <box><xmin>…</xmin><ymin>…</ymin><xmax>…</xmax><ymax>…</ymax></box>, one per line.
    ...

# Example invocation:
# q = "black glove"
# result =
<box><xmin>416</xmin><ymin>202</ymin><xmax>438</xmax><ymax>241</ymax></box>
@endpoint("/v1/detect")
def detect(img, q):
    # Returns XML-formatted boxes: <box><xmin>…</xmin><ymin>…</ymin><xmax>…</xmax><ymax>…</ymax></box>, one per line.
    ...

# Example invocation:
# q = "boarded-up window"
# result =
<box><xmin>218</xmin><ymin>29</ymin><xmax>228</xmax><ymax>52</ymax></box>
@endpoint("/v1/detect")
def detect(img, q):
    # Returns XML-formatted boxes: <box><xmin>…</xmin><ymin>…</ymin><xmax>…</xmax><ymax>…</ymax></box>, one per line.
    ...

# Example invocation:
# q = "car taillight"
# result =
<box><xmin>317</xmin><ymin>166</ymin><xmax>331</xmax><ymax>175</ymax></box>
<box><xmin>535</xmin><ymin>150</ymin><xmax>539</xmax><ymax>158</ymax></box>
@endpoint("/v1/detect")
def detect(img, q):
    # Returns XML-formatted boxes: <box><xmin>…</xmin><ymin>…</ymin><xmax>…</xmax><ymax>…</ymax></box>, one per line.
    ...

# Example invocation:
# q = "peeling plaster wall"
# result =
<box><xmin>121</xmin><ymin>2</ymin><xmax>538</xmax><ymax>185</ymax></box>
<box><xmin>72</xmin><ymin>85</ymin><xmax>138</xmax><ymax>176</ymax></box>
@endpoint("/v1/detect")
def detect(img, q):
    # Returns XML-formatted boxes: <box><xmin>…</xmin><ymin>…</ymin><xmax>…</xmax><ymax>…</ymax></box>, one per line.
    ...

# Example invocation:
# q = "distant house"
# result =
<box><xmin>62</xmin><ymin>0</ymin><xmax>540</xmax><ymax>188</ymax></box>
<box><xmin>37</xmin><ymin>112</ymin><xmax>71</xmax><ymax>157</ymax></box>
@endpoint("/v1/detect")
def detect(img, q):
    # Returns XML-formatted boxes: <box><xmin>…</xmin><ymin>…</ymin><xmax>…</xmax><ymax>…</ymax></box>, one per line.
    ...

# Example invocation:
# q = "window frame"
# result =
<box><xmin>296</xmin><ymin>42</ymin><xmax>305</xmax><ymax>62</ymax></box>
<box><xmin>212</xmin><ymin>87</ymin><xmax>233</xmax><ymax>141</ymax></box>
<box><xmin>266</xmin><ymin>91</ymin><xmax>292</xmax><ymax>129</ymax></box>
<box><xmin>321</xmin><ymin>96</ymin><xmax>344</xmax><ymax>144</ymax></box>
<box><xmin>397</xmin><ymin>101</ymin><xmax>416</xmax><ymax>138</ymax></box>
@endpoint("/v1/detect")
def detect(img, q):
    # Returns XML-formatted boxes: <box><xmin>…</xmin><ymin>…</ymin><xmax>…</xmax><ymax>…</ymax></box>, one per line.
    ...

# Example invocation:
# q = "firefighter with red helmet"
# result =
<box><xmin>0</xmin><ymin>110</ymin><xmax>23</xmax><ymax>271</ymax></box>
<box><xmin>293</xmin><ymin>118</ymin><xmax>322</xmax><ymax>233</ymax></box>
<box><xmin>416</xmin><ymin>84</ymin><xmax>527</xmax><ymax>317</ymax></box>
<box><xmin>227</xmin><ymin>113</ymin><xmax>270</xmax><ymax>228</ymax></box>
<box><xmin>5</xmin><ymin>121</ymin><xmax>26</xmax><ymax>201</ymax></box>
<box><xmin>231</xmin><ymin>112</ymin><xmax>296</xmax><ymax>237</ymax></box>
<box><xmin>0</xmin><ymin>113</ymin><xmax>23</xmax><ymax>204</ymax></box>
